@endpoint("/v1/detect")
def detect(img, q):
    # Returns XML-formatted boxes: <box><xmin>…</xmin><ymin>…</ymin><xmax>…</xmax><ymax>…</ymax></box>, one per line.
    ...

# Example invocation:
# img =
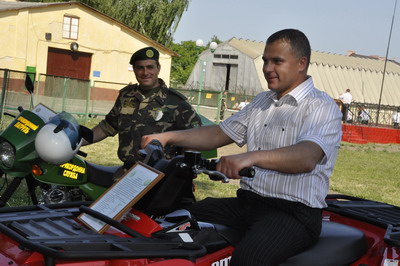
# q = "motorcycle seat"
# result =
<box><xmin>86</xmin><ymin>161</ymin><xmax>120</xmax><ymax>187</ymax></box>
<box><xmin>282</xmin><ymin>221</ymin><xmax>368</xmax><ymax>266</ymax></box>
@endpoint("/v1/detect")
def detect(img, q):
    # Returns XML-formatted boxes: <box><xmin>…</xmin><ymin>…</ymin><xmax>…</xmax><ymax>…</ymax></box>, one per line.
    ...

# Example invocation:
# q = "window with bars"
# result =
<box><xmin>62</xmin><ymin>15</ymin><xmax>79</xmax><ymax>40</ymax></box>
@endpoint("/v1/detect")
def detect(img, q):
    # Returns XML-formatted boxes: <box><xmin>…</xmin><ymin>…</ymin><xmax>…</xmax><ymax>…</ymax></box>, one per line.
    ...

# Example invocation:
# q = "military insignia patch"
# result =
<box><xmin>149</xmin><ymin>107</ymin><xmax>164</xmax><ymax>121</ymax></box>
<box><xmin>146</xmin><ymin>49</ymin><xmax>154</xmax><ymax>58</ymax></box>
<box><xmin>155</xmin><ymin>110</ymin><xmax>163</xmax><ymax>121</ymax></box>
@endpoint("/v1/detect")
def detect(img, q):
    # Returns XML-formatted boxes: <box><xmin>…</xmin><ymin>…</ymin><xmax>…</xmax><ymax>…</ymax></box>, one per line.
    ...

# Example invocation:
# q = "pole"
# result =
<box><xmin>62</xmin><ymin>77</ymin><xmax>68</xmax><ymax>111</ymax></box>
<box><xmin>0</xmin><ymin>70</ymin><xmax>9</xmax><ymax>128</ymax></box>
<box><xmin>376</xmin><ymin>0</ymin><xmax>398</xmax><ymax>125</ymax></box>
<box><xmin>196</xmin><ymin>60</ymin><xmax>205</xmax><ymax>112</ymax></box>
<box><xmin>215</xmin><ymin>90</ymin><xmax>223</xmax><ymax>124</ymax></box>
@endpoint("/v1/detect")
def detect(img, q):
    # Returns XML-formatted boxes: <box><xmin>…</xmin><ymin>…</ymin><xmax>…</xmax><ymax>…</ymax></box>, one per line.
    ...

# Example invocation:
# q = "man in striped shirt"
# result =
<box><xmin>142</xmin><ymin>29</ymin><xmax>342</xmax><ymax>265</ymax></box>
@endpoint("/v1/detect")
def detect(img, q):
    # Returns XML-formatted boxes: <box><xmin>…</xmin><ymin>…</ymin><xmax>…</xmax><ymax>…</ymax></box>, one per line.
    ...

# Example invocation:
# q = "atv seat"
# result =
<box><xmin>86</xmin><ymin>161</ymin><xmax>120</xmax><ymax>187</ymax></box>
<box><xmin>282</xmin><ymin>221</ymin><xmax>367</xmax><ymax>266</ymax></box>
<box><xmin>210</xmin><ymin>221</ymin><xmax>367</xmax><ymax>265</ymax></box>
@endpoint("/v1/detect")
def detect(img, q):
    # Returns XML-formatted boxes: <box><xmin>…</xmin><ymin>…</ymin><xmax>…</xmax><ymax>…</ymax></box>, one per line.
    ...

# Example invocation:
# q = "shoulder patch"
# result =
<box><xmin>120</xmin><ymin>84</ymin><xmax>139</xmax><ymax>97</ymax></box>
<box><xmin>167</xmin><ymin>88</ymin><xmax>187</xmax><ymax>100</ymax></box>
<box><xmin>120</xmin><ymin>84</ymin><xmax>137</xmax><ymax>93</ymax></box>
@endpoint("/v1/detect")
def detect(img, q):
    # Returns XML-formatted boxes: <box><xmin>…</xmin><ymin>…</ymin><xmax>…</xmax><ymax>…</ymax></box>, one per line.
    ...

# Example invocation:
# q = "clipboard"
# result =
<box><xmin>78</xmin><ymin>161</ymin><xmax>165</xmax><ymax>233</ymax></box>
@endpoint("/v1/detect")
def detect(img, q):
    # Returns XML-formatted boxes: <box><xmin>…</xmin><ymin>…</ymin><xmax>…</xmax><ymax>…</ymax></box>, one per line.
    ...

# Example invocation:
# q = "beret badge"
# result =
<box><xmin>146</xmin><ymin>49</ymin><xmax>155</xmax><ymax>58</ymax></box>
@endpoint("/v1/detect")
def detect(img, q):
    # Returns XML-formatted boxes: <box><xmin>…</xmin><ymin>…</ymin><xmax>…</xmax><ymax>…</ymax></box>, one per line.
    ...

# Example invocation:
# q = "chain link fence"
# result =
<box><xmin>345</xmin><ymin>102</ymin><xmax>399</xmax><ymax>127</ymax></box>
<box><xmin>176</xmin><ymin>88</ymin><xmax>255</xmax><ymax>123</ymax></box>
<box><xmin>0</xmin><ymin>69</ymin><xmax>35</xmax><ymax>130</ymax></box>
<box><xmin>1</xmin><ymin>68</ymin><xmax>399</xmax><ymax>131</ymax></box>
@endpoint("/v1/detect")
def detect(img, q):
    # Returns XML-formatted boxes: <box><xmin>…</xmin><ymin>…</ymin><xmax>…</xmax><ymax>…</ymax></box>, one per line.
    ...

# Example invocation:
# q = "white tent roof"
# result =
<box><xmin>224</xmin><ymin>38</ymin><xmax>400</xmax><ymax>105</ymax></box>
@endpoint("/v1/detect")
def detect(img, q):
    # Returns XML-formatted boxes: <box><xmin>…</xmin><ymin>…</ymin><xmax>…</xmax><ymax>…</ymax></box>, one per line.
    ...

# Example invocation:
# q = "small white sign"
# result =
<box><xmin>32</xmin><ymin>103</ymin><xmax>57</xmax><ymax>123</ymax></box>
<box><xmin>383</xmin><ymin>259</ymin><xmax>400</xmax><ymax>266</ymax></box>
<box><xmin>179</xmin><ymin>233</ymin><xmax>194</xmax><ymax>242</ymax></box>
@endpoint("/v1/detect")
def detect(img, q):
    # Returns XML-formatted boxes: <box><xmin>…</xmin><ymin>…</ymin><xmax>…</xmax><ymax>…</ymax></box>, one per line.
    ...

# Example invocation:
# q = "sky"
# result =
<box><xmin>173</xmin><ymin>0</ymin><xmax>400</xmax><ymax>60</ymax></box>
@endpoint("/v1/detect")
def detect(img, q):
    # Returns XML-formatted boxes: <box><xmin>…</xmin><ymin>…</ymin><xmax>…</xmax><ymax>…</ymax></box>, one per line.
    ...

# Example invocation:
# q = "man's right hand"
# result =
<box><xmin>141</xmin><ymin>132</ymin><xmax>169</xmax><ymax>149</ymax></box>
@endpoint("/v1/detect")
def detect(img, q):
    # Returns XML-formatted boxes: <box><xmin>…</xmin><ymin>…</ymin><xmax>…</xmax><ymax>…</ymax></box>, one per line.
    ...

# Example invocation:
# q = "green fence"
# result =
<box><xmin>2</xmin><ymin>68</ymin><xmax>398</xmax><ymax>130</ymax></box>
<box><xmin>0</xmin><ymin>69</ymin><xmax>36</xmax><ymax>130</ymax></box>
<box><xmin>176</xmin><ymin>88</ymin><xmax>255</xmax><ymax>123</ymax></box>
<box><xmin>0</xmin><ymin>69</ymin><xmax>256</xmax><ymax>128</ymax></box>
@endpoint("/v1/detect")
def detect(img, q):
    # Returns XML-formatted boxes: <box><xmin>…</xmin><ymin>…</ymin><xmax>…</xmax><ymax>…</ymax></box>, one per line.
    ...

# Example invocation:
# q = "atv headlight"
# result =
<box><xmin>0</xmin><ymin>141</ymin><xmax>15</xmax><ymax>168</ymax></box>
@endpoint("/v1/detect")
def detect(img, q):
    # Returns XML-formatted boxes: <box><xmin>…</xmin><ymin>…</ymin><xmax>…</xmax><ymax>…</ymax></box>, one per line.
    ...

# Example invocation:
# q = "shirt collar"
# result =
<box><xmin>265</xmin><ymin>76</ymin><xmax>314</xmax><ymax>105</ymax></box>
<box><xmin>287</xmin><ymin>76</ymin><xmax>314</xmax><ymax>102</ymax></box>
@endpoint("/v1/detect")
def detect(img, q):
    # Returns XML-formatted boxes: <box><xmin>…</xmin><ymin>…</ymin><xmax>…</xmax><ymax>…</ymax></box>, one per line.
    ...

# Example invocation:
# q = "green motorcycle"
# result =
<box><xmin>0</xmin><ymin>104</ymin><xmax>114</xmax><ymax>206</ymax></box>
<box><xmin>0</xmin><ymin>104</ymin><xmax>217</xmax><ymax>207</ymax></box>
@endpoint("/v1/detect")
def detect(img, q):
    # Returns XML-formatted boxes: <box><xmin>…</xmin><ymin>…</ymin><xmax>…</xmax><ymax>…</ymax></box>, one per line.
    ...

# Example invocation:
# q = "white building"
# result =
<box><xmin>186</xmin><ymin>37</ymin><xmax>400</xmax><ymax>106</ymax></box>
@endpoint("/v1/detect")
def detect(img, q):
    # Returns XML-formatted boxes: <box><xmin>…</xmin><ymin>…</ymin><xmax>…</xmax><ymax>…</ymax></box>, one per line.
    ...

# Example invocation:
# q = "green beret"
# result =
<box><xmin>130</xmin><ymin>47</ymin><xmax>159</xmax><ymax>65</ymax></box>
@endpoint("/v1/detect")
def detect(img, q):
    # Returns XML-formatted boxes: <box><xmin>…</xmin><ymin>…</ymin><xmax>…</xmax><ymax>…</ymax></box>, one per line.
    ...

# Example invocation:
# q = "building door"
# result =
<box><xmin>211</xmin><ymin>63</ymin><xmax>238</xmax><ymax>91</ymax></box>
<box><xmin>46</xmin><ymin>47</ymin><xmax>92</xmax><ymax>80</ymax></box>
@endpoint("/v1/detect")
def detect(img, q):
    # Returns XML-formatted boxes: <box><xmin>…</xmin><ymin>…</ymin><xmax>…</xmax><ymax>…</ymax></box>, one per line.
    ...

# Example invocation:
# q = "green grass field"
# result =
<box><xmin>196</xmin><ymin>142</ymin><xmax>400</xmax><ymax>206</ymax></box>
<box><xmin>331</xmin><ymin>142</ymin><xmax>400</xmax><ymax>206</ymax></box>
<box><xmin>1</xmin><ymin>136</ymin><xmax>400</xmax><ymax>207</ymax></box>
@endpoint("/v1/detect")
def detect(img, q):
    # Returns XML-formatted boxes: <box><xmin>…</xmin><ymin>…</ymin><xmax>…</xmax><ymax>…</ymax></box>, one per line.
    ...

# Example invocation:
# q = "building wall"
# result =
<box><xmin>308</xmin><ymin>63</ymin><xmax>400</xmax><ymax>106</ymax></box>
<box><xmin>0</xmin><ymin>3</ymin><xmax>172</xmax><ymax>86</ymax></box>
<box><xmin>186</xmin><ymin>43</ymin><xmax>263</xmax><ymax>95</ymax></box>
<box><xmin>187</xmin><ymin>42</ymin><xmax>400</xmax><ymax>106</ymax></box>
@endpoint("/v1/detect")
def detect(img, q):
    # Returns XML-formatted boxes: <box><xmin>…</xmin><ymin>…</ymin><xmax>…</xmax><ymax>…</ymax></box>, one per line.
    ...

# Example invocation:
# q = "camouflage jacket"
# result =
<box><xmin>99</xmin><ymin>79</ymin><xmax>201</xmax><ymax>166</ymax></box>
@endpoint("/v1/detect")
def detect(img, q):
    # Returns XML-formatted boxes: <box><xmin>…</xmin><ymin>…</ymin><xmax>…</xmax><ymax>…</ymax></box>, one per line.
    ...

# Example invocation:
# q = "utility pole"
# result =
<box><xmin>376</xmin><ymin>0</ymin><xmax>398</xmax><ymax>125</ymax></box>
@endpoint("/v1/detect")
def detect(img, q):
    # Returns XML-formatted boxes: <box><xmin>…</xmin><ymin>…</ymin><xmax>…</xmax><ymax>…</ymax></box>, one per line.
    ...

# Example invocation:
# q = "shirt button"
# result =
<box><xmin>258</xmin><ymin>147</ymin><xmax>261</xmax><ymax>150</ymax></box>
<box><xmin>264</xmin><ymin>124</ymin><xmax>267</xmax><ymax>127</ymax></box>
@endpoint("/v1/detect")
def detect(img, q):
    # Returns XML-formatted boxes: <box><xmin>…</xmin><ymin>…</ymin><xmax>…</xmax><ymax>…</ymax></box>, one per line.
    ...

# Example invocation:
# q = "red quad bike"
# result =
<box><xmin>0</xmin><ymin>141</ymin><xmax>399</xmax><ymax>266</ymax></box>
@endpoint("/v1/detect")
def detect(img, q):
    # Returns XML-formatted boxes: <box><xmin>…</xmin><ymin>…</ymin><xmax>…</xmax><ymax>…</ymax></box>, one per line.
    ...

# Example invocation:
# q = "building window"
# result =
<box><xmin>214</xmin><ymin>54</ymin><xmax>239</xmax><ymax>60</ymax></box>
<box><xmin>63</xmin><ymin>15</ymin><xmax>79</xmax><ymax>40</ymax></box>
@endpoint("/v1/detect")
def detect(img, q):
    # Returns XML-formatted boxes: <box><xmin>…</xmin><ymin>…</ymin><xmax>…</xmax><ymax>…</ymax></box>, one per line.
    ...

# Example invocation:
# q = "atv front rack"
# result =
<box><xmin>326</xmin><ymin>194</ymin><xmax>400</xmax><ymax>247</ymax></box>
<box><xmin>0</xmin><ymin>202</ymin><xmax>206</xmax><ymax>266</ymax></box>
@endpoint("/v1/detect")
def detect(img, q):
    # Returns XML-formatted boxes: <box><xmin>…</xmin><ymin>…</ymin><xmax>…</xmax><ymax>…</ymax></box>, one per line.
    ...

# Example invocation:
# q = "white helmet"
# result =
<box><xmin>35</xmin><ymin>112</ymin><xmax>82</xmax><ymax>165</ymax></box>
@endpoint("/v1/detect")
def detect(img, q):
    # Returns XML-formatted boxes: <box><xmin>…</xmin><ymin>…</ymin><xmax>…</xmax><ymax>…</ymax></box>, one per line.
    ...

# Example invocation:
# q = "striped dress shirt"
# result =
<box><xmin>220</xmin><ymin>76</ymin><xmax>342</xmax><ymax>208</ymax></box>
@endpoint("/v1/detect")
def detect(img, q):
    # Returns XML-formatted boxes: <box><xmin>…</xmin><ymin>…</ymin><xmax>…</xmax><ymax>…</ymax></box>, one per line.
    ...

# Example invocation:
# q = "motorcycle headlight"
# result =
<box><xmin>0</xmin><ymin>141</ymin><xmax>15</xmax><ymax>168</ymax></box>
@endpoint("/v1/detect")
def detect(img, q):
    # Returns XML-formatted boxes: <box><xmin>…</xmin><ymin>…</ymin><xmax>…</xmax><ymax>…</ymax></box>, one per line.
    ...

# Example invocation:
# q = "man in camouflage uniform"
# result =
<box><xmin>86</xmin><ymin>47</ymin><xmax>201</xmax><ymax>171</ymax></box>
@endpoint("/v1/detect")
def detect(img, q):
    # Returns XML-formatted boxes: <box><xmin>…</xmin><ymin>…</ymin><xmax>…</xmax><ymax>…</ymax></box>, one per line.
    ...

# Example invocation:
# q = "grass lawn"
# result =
<box><xmin>196</xmin><ymin>142</ymin><xmax>400</xmax><ymax>206</ymax></box>
<box><xmin>331</xmin><ymin>142</ymin><xmax>400</xmax><ymax>206</ymax></box>
<box><xmin>1</xmin><ymin>137</ymin><xmax>400</xmax><ymax>207</ymax></box>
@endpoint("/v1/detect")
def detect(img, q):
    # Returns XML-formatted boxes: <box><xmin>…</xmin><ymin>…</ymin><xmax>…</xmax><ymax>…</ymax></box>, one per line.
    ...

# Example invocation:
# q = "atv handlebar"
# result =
<box><xmin>239</xmin><ymin>167</ymin><xmax>256</xmax><ymax>177</ymax></box>
<box><xmin>3</xmin><ymin>106</ymin><xmax>24</xmax><ymax>118</ymax></box>
<box><xmin>200</xmin><ymin>164</ymin><xmax>255</xmax><ymax>183</ymax></box>
<box><xmin>141</xmin><ymin>141</ymin><xmax>255</xmax><ymax>183</ymax></box>
<box><xmin>181</xmin><ymin>151</ymin><xmax>255</xmax><ymax>183</ymax></box>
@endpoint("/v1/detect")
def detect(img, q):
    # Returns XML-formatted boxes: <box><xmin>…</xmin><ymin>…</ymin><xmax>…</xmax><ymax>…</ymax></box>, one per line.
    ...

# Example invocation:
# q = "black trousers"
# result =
<box><xmin>186</xmin><ymin>189</ymin><xmax>322</xmax><ymax>266</ymax></box>
<box><xmin>342</xmin><ymin>104</ymin><xmax>349</xmax><ymax>122</ymax></box>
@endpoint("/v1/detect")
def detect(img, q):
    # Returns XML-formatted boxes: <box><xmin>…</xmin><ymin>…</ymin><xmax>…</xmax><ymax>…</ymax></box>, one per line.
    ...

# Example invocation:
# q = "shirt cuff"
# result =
<box><xmin>98</xmin><ymin>119</ymin><xmax>118</xmax><ymax>137</ymax></box>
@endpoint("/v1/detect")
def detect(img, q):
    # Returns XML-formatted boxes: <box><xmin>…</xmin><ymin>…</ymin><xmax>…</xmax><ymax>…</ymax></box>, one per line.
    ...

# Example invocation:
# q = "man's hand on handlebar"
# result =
<box><xmin>141</xmin><ymin>133</ymin><xmax>256</xmax><ymax>180</ymax></box>
<box><xmin>217</xmin><ymin>153</ymin><xmax>255</xmax><ymax>179</ymax></box>
<box><xmin>142</xmin><ymin>133</ymin><xmax>168</xmax><ymax>149</ymax></box>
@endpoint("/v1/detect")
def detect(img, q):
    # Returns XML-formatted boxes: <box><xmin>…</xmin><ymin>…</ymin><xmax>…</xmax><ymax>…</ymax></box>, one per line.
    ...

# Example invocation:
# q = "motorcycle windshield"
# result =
<box><xmin>48</xmin><ymin>112</ymin><xmax>81</xmax><ymax>150</ymax></box>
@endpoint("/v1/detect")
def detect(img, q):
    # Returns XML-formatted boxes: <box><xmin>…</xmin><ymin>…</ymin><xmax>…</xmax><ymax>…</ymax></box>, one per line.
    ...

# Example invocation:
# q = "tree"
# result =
<box><xmin>168</xmin><ymin>41</ymin><xmax>203</xmax><ymax>87</ymax></box>
<box><xmin>210</xmin><ymin>35</ymin><xmax>222</xmax><ymax>45</ymax></box>
<box><xmin>168</xmin><ymin>37</ymin><xmax>222</xmax><ymax>88</ymax></box>
<box><xmin>107</xmin><ymin>0</ymin><xmax>190</xmax><ymax>45</ymax></box>
<box><xmin>38</xmin><ymin>0</ymin><xmax>190</xmax><ymax>46</ymax></box>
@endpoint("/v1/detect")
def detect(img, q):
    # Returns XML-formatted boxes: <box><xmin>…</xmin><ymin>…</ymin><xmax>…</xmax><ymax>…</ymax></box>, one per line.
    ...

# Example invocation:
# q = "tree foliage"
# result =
<box><xmin>37</xmin><ymin>0</ymin><xmax>190</xmax><ymax>45</ymax></box>
<box><xmin>168</xmin><ymin>38</ymin><xmax>222</xmax><ymax>87</ymax></box>
<box><xmin>106</xmin><ymin>0</ymin><xmax>190</xmax><ymax>45</ymax></box>
<box><xmin>168</xmin><ymin>41</ymin><xmax>203</xmax><ymax>87</ymax></box>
